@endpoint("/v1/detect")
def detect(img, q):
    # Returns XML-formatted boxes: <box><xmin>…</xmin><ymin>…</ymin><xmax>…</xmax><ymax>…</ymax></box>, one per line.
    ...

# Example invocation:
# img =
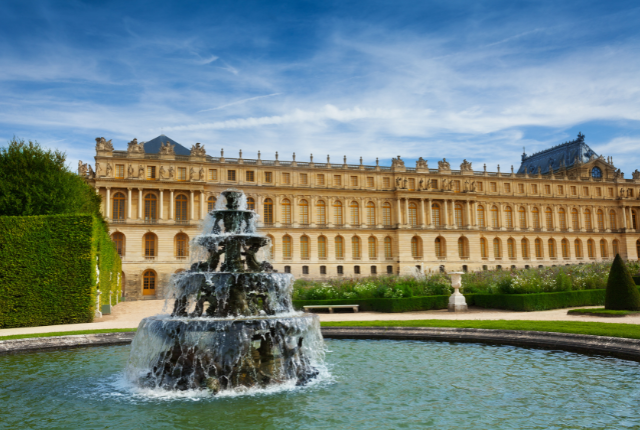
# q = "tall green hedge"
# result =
<box><xmin>0</xmin><ymin>214</ymin><xmax>121</xmax><ymax>328</ymax></box>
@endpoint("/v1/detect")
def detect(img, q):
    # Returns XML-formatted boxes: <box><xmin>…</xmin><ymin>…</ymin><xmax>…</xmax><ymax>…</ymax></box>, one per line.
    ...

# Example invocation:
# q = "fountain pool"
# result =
<box><xmin>1</xmin><ymin>339</ymin><xmax>639</xmax><ymax>429</ymax></box>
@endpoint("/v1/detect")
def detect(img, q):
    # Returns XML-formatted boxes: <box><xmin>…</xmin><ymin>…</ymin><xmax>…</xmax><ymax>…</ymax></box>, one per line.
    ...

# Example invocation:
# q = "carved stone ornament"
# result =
<box><xmin>460</xmin><ymin>159</ymin><xmax>472</xmax><ymax>172</ymax></box>
<box><xmin>138</xmin><ymin>164</ymin><xmax>145</xmax><ymax>178</ymax></box>
<box><xmin>78</xmin><ymin>160</ymin><xmax>88</xmax><ymax>176</ymax></box>
<box><xmin>169</xmin><ymin>166</ymin><xmax>175</xmax><ymax>179</ymax></box>
<box><xmin>189</xmin><ymin>167</ymin><xmax>195</xmax><ymax>181</ymax></box>
<box><xmin>633</xmin><ymin>169</ymin><xmax>640</xmax><ymax>180</ymax></box>
<box><xmin>87</xmin><ymin>164</ymin><xmax>95</xmax><ymax>178</ymax></box>
<box><xmin>159</xmin><ymin>166</ymin><xmax>166</xmax><ymax>179</ymax></box>
<box><xmin>95</xmin><ymin>137</ymin><xmax>114</xmax><ymax>151</ymax></box>
<box><xmin>391</xmin><ymin>156</ymin><xmax>405</xmax><ymax>169</ymax></box>
<box><xmin>199</xmin><ymin>167</ymin><xmax>205</xmax><ymax>181</ymax></box>
<box><xmin>106</xmin><ymin>163</ymin><xmax>113</xmax><ymax>177</ymax></box>
<box><xmin>159</xmin><ymin>141</ymin><xmax>175</xmax><ymax>155</ymax></box>
<box><xmin>127</xmin><ymin>138</ymin><xmax>145</xmax><ymax>154</ymax></box>
<box><xmin>128</xmin><ymin>164</ymin><xmax>134</xmax><ymax>178</ymax></box>
<box><xmin>191</xmin><ymin>143</ymin><xmax>206</xmax><ymax>157</ymax></box>
<box><xmin>416</xmin><ymin>157</ymin><xmax>428</xmax><ymax>169</ymax></box>
<box><xmin>438</xmin><ymin>158</ymin><xmax>451</xmax><ymax>171</ymax></box>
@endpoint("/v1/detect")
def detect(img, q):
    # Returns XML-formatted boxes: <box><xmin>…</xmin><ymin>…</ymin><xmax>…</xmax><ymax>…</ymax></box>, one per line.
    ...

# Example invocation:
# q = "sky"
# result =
<box><xmin>2</xmin><ymin>0</ymin><xmax>640</xmax><ymax>174</ymax></box>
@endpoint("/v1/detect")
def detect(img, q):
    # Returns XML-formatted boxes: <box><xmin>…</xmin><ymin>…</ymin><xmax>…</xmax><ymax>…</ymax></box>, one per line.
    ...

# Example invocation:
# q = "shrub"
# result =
<box><xmin>605</xmin><ymin>254</ymin><xmax>640</xmax><ymax>311</ymax></box>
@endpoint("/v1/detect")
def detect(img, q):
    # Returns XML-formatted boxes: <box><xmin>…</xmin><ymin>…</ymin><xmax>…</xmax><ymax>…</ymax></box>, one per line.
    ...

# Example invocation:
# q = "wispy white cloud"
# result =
<box><xmin>197</xmin><ymin>93</ymin><xmax>282</xmax><ymax>113</ymax></box>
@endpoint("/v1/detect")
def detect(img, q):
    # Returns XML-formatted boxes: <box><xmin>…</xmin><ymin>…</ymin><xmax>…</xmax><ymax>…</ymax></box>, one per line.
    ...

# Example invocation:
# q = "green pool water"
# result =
<box><xmin>1</xmin><ymin>339</ymin><xmax>639</xmax><ymax>429</ymax></box>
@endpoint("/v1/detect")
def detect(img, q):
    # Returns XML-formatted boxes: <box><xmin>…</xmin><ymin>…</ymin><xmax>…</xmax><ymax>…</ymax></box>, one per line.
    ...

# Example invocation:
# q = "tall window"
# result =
<box><xmin>316</xmin><ymin>200</ymin><xmax>326</xmax><ymax>224</ymax></box>
<box><xmin>480</xmin><ymin>238</ymin><xmax>488</xmax><ymax>258</ymax></box>
<box><xmin>454</xmin><ymin>204</ymin><xmax>463</xmax><ymax>227</ymax></box>
<box><xmin>597</xmin><ymin>210</ymin><xmax>604</xmax><ymax>230</ymax></box>
<box><xmin>521</xmin><ymin>238</ymin><xmax>529</xmax><ymax>258</ymax></box>
<box><xmin>384</xmin><ymin>237</ymin><xmax>392</xmax><ymax>258</ymax></box>
<box><xmin>350</xmin><ymin>201</ymin><xmax>360</xmax><ymax>225</ymax></box>
<box><xmin>504</xmin><ymin>206</ymin><xmax>513</xmax><ymax>228</ymax></box>
<box><xmin>352</xmin><ymin>236</ymin><xmax>361</xmax><ymax>258</ymax></box>
<box><xmin>609</xmin><ymin>210</ymin><xmax>617</xmax><ymax>229</ymax></box>
<box><xmin>207</xmin><ymin>196</ymin><xmax>216</xmax><ymax>212</ymax></box>
<box><xmin>575</xmin><ymin>240</ymin><xmax>583</xmax><ymax>258</ymax></box>
<box><xmin>112</xmin><ymin>192</ymin><xmax>125</xmax><ymax>220</ymax></box>
<box><xmin>600</xmin><ymin>239</ymin><xmax>608</xmax><ymax>258</ymax></box>
<box><xmin>477</xmin><ymin>205</ymin><xmax>485</xmax><ymax>227</ymax></box>
<box><xmin>334</xmin><ymin>201</ymin><xmax>343</xmax><ymax>225</ymax></box>
<box><xmin>175</xmin><ymin>195</ymin><xmax>188</xmax><ymax>221</ymax></box>
<box><xmin>115</xmin><ymin>164</ymin><xmax>124</xmax><ymax>179</ymax></box>
<box><xmin>281</xmin><ymin>172</ymin><xmax>289</xmax><ymax>184</ymax></box>
<box><xmin>144</xmin><ymin>233</ymin><xmax>156</xmax><ymax>257</ymax></box>
<box><xmin>411</xmin><ymin>237</ymin><xmax>421</xmax><ymax>257</ymax></box>
<box><xmin>335</xmin><ymin>236</ymin><xmax>344</xmax><ymax>258</ymax></box>
<box><xmin>491</xmin><ymin>206</ymin><xmax>499</xmax><ymax>228</ymax></box>
<box><xmin>432</xmin><ymin>203</ymin><xmax>441</xmax><ymax>226</ymax></box>
<box><xmin>383</xmin><ymin>203</ymin><xmax>391</xmax><ymax>226</ymax></box>
<box><xmin>559</xmin><ymin>208</ymin><xmax>567</xmax><ymax>230</ymax></box>
<box><xmin>316</xmin><ymin>174</ymin><xmax>325</xmax><ymax>186</ymax></box>
<box><xmin>299</xmin><ymin>200</ymin><xmax>309</xmax><ymax>224</ymax></box>
<box><xmin>178</xmin><ymin>167</ymin><xmax>187</xmax><ymax>181</ymax></box>
<box><xmin>532</xmin><ymin>207</ymin><xmax>540</xmax><ymax>229</ymax></box>
<box><xmin>264</xmin><ymin>172</ymin><xmax>273</xmax><ymax>183</ymax></box>
<box><xmin>571</xmin><ymin>209</ymin><xmax>579</xmax><ymax>230</ymax></box>
<box><xmin>368</xmin><ymin>237</ymin><xmax>377</xmax><ymax>259</ymax></box>
<box><xmin>283</xmin><ymin>235</ymin><xmax>292</xmax><ymax>259</ymax></box>
<box><xmin>493</xmin><ymin>238</ymin><xmax>501</xmax><ymax>258</ymax></box>
<box><xmin>588</xmin><ymin>239</ymin><xmax>595</xmax><ymax>258</ymax></box>
<box><xmin>366</xmin><ymin>202</ymin><xmax>376</xmax><ymax>226</ymax></box>
<box><xmin>435</xmin><ymin>237</ymin><xmax>444</xmax><ymax>258</ymax></box>
<box><xmin>175</xmin><ymin>233</ymin><xmax>189</xmax><ymax>258</ymax></box>
<box><xmin>112</xmin><ymin>233</ymin><xmax>125</xmax><ymax>256</ymax></box>
<box><xmin>318</xmin><ymin>236</ymin><xmax>327</xmax><ymax>258</ymax></box>
<box><xmin>143</xmin><ymin>270</ymin><xmax>156</xmax><ymax>295</ymax></box>
<box><xmin>247</xmin><ymin>197</ymin><xmax>255</xmax><ymax>211</ymax></box>
<box><xmin>282</xmin><ymin>199</ymin><xmax>291</xmax><ymax>224</ymax></box>
<box><xmin>263</xmin><ymin>199</ymin><xmax>273</xmax><ymax>224</ymax></box>
<box><xmin>519</xmin><ymin>207</ymin><xmax>526</xmax><ymax>228</ymax></box>
<box><xmin>561</xmin><ymin>239</ymin><xmax>569</xmax><ymax>258</ymax></box>
<box><xmin>300</xmin><ymin>236</ymin><xmax>309</xmax><ymax>259</ymax></box>
<box><xmin>146</xmin><ymin>166</ymin><xmax>156</xmax><ymax>180</ymax></box>
<box><xmin>535</xmin><ymin>238</ymin><xmax>543</xmax><ymax>258</ymax></box>
<box><xmin>458</xmin><ymin>237</ymin><xmax>468</xmax><ymax>258</ymax></box>
<box><xmin>584</xmin><ymin>209</ymin><xmax>592</xmax><ymax>230</ymax></box>
<box><xmin>145</xmin><ymin>194</ymin><xmax>157</xmax><ymax>220</ymax></box>
<box><xmin>409</xmin><ymin>203</ymin><xmax>418</xmax><ymax>226</ymax></box>
<box><xmin>548</xmin><ymin>239</ymin><xmax>556</xmax><ymax>258</ymax></box>
<box><xmin>507</xmin><ymin>238</ymin><xmax>515</xmax><ymax>258</ymax></box>
<box><xmin>613</xmin><ymin>239</ymin><xmax>619</xmax><ymax>256</ymax></box>
<box><xmin>545</xmin><ymin>207</ymin><xmax>553</xmax><ymax>229</ymax></box>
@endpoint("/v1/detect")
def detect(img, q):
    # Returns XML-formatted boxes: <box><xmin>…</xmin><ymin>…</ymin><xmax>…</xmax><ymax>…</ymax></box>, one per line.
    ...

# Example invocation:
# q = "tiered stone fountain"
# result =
<box><xmin>127</xmin><ymin>190</ymin><xmax>324</xmax><ymax>393</ymax></box>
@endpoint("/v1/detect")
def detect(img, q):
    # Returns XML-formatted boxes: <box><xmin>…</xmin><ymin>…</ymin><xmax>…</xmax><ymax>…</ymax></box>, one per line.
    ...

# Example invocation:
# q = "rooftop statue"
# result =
<box><xmin>191</xmin><ymin>142</ymin><xmax>206</xmax><ymax>157</ymax></box>
<box><xmin>159</xmin><ymin>141</ymin><xmax>175</xmax><ymax>155</ymax></box>
<box><xmin>438</xmin><ymin>158</ymin><xmax>451</xmax><ymax>171</ymax></box>
<box><xmin>127</xmin><ymin>138</ymin><xmax>145</xmax><ymax>154</ymax></box>
<box><xmin>416</xmin><ymin>157</ymin><xmax>428</xmax><ymax>169</ymax></box>
<box><xmin>95</xmin><ymin>137</ymin><xmax>113</xmax><ymax>151</ymax></box>
<box><xmin>460</xmin><ymin>159</ymin><xmax>472</xmax><ymax>172</ymax></box>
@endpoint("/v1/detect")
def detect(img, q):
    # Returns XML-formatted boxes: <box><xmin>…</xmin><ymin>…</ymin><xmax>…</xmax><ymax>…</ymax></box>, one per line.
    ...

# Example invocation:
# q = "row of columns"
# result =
<box><xmin>101</xmin><ymin>187</ymin><xmax>208</xmax><ymax>221</ymax></box>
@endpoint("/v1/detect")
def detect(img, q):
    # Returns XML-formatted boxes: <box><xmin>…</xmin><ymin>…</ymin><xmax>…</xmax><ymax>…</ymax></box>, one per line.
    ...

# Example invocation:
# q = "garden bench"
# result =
<box><xmin>303</xmin><ymin>305</ymin><xmax>359</xmax><ymax>314</ymax></box>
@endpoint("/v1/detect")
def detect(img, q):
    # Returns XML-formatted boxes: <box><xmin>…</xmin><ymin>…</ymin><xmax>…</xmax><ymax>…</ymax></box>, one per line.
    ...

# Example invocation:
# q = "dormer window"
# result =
<box><xmin>591</xmin><ymin>167</ymin><xmax>602</xmax><ymax>178</ymax></box>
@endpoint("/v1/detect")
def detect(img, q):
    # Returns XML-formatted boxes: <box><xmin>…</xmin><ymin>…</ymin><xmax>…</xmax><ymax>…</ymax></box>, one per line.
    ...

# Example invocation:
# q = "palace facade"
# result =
<box><xmin>86</xmin><ymin>133</ymin><xmax>640</xmax><ymax>301</ymax></box>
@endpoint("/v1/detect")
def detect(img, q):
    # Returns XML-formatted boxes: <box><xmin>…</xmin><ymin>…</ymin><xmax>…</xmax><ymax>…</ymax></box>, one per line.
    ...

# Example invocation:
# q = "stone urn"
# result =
<box><xmin>448</xmin><ymin>272</ymin><xmax>468</xmax><ymax>312</ymax></box>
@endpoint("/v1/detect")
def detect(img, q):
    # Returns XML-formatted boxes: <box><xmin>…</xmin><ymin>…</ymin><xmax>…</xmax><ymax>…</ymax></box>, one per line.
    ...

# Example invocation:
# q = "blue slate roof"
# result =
<box><xmin>517</xmin><ymin>133</ymin><xmax>598</xmax><ymax>175</ymax></box>
<box><xmin>142</xmin><ymin>135</ymin><xmax>191</xmax><ymax>156</ymax></box>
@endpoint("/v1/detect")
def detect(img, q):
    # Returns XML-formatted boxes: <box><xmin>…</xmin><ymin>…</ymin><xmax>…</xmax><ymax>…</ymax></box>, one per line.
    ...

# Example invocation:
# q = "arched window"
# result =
<box><xmin>435</xmin><ymin>237</ymin><xmax>445</xmax><ymax>258</ymax></box>
<box><xmin>491</xmin><ymin>206</ymin><xmax>499</xmax><ymax>228</ymax></box>
<box><xmin>300</xmin><ymin>235</ymin><xmax>309</xmax><ymax>259</ymax></box>
<box><xmin>143</xmin><ymin>233</ymin><xmax>157</xmax><ymax>258</ymax></box>
<box><xmin>111</xmin><ymin>232</ymin><xmax>125</xmax><ymax>256</ymax></box>
<box><xmin>352</xmin><ymin>236</ymin><xmax>361</xmax><ymax>258</ymax></box>
<box><xmin>247</xmin><ymin>197</ymin><xmax>255</xmax><ymax>211</ymax></box>
<box><xmin>263</xmin><ymin>199</ymin><xmax>273</xmax><ymax>224</ymax></box>
<box><xmin>350</xmin><ymin>201</ymin><xmax>360</xmax><ymax>226</ymax></box>
<box><xmin>559</xmin><ymin>208</ymin><xmax>567</xmax><ymax>230</ymax></box>
<box><xmin>382</xmin><ymin>203</ymin><xmax>391</xmax><ymax>226</ymax></box>
<box><xmin>571</xmin><ymin>209</ymin><xmax>579</xmax><ymax>230</ymax></box>
<box><xmin>384</xmin><ymin>237</ymin><xmax>393</xmax><ymax>258</ymax></box>
<box><xmin>507</xmin><ymin>238</ymin><xmax>516</xmax><ymax>259</ymax></box>
<box><xmin>532</xmin><ymin>207</ymin><xmax>540</xmax><ymax>229</ymax></box>
<box><xmin>548</xmin><ymin>239</ymin><xmax>556</xmax><ymax>258</ymax></box>
<box><xmin>454</xmin><ymin>204</ymin><xmax>463</xmax><ymax>227</ymax></box>
<box><xmin>584</xmin><ymin>209</ymin><xmax>592</xmax><ymax>230</ymax></box>
<box><xmin>207</xmin><ymin>196</ymin><xmax>216</xmax><ymax>212</ymax></box>
<box><xmin>143</xmin><ymin>270</ymin><xmax>156</xmax><ymax>296</ymax></box>
<box><xmin>597</xmin><ymin>210</ymin><xmax>604</xmax><ymax>230</ymax></box>
<box><xmin>175</xmin><ymin>194</ymin><xmax>188</xmax><ymax>221</ymax></box>
<box><xmin>521</xmin><ymin>238</ymin><xmax>529</xmax><ymax>258</ymax></box>
<box><xmin>174</xmin><ymin>233</ymin><xmax>189</xmax><ymax>259</ymax></box>
<box><xmin>535</xmin><ymin>238</ymin><xmax>543</xmax><ymax>258</ymax></box>
<box><xmin>335</xmin><ymin>236</ymin><xmax>344</xmax><ymax>258</ymax></box>
<box><xmin>575</xmin><ymin>239</ymin><xmax>583</xmax><ymax>258</ymax></box>
<box><xmin>480</xmin><ymin>238</ymin><xmax>488</xmax><ymax>258</ymax></box>
<box><xmin>112</xmin><ymin>192</ymin><xmax>125</xmax><ymax>220</ymax></box>
<box><xmin>334</xmin><ymin>201</ymin><xmax>343</xmax><ymax>225</ymax></box>
<box><xmin>409</xmin><ymin>202</ymin><xmax>418</xmax><ymax>226</ymax></box>
<box><xmin>600</xmin><ymin>239</ymin><xmax>608</xmax><ymax>258</ymax></box>
<box><xmin>458</xmin><ymin>237</ymin><xmax>468</xmax><ymax>258</ymax></box>
<box><xmin>493</xmin><ymin>238</ymin><xmax>501</xmax><ymax>258</ymax></box>
<box><xmin>368</xmin><ymin>237</ymin><xmax>377</xmax><ymax>259</ymax></box>
<box><xmin>145</xmin><ymin>193</ymin><xmax>157</xmax><ymax>221</ymax></box>
<box><xmin>588</xmin><ymin>239</ymin><xmax>595</xmax><ymax>258</ymax></box>
<box><xmin>367</xmin><ymin>202</ymin><xmax>376</xmax><ymax>226</ymax></box>
<box><xmin>518</xmin><ymin>207</ymin><xmax>526</xmax><ymax>228</ymax></box>
<box><xmin>316</xmin><ymin>200</ymin><xmax>327</xmax><ymax>225</ymax></box>
<box><xmin>545</xmin><ymin>207</ymin><xmax>553</xmax><ymax>229</ymax></box>
<box><xmin>432</xmin><ymin>203</ymin><xmax>441</xmax><ymax>226</ymax></box>
<box><xmin>505</xmin><ymin>206</ymin><xmax>513</xmax><ymax>229</ymax></box>
<box><xmin>477</xmin><ymin>205</ymin><xmax>485</xmax><ymax>227</ymax></box>
<box><xmin>561</xmin><ymin>239</ymin><xmax>569</xmax><ymax>258</ymax></box>
<box><xmin>411</xmin><ymin>236</ymin><xmax>422</xmax><ymax>257</ymax></box>
<box><xmin>318</xmin><ymin>236</ymin><xmax>327</xmax><ymax>258</ymax></box>
<box><xmin>282</xmin><ymin>199</ymin><xmax>291</xmax><ymax>224</ymax></box>
<box><xmin>283</xmin><ymin>235</ymin><xmax>292</xmax><ymax>259</ymax></box>
<box><xmin>591</xmin><ymin>166</ymin><xmax>602</xmax><ymax>178</ymax></box>
<box><xmin>609</xmin><ymin>210</ymin><xmax>617</xmax><ymax>230</ymax></box>
<box><xmin>299</xmin><ymin>200</ymin><xmax>309</xmax><ymax>224</ymax></box>
<box><xmin>266</xmin><ymin>235</ymin><xmax>275</xmax><ymax>260</ymax></box>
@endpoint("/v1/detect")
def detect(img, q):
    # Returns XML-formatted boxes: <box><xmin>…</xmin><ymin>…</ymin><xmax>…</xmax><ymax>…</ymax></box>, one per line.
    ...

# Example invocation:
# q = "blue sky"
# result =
<box><xmin>2</xmin><ymin>0</ymin><xmax>640</xmax><ymax>174</ymax></box>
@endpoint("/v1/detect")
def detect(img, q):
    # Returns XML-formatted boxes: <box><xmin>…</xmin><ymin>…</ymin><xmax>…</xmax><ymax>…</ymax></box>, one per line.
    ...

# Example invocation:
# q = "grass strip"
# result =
<box><xmin>568</xmin><ymin>308</ymin><xmax>640</xmax><ymax>316</ymax></box>
<box><xmin>0</xmin><ymin>328</ymin><xmax>137</xmax><ymax>341</ymax></box>
<box><xmin>321</xmin><ymin>320</ymin><xmax>640</xmax><ymax>339</ymax></box>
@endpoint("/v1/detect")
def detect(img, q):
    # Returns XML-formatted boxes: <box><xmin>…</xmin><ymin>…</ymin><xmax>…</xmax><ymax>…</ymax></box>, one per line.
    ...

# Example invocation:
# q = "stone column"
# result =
<box><xmin>465</xmin><ymin>200</ymin><xmax>471</xmax><ymax>227</ymax></box>
<box><xmin>420</xmin><ymin>198</ymin><xmax>426</xmax><ymax>227</ymax></box>
<box><xmin>292</xmin><ymin>196</ymin><xmax>298</xmax><ymax>226</ymax></box>
<box><xmin>427</xmin><ymin>198</ymin><xmax>433</xmax><ymax>228</ymax></box>
<box><xmin>106</xmin><ymin>187</ymin><xmax>111</xmax><ymax>219</ymax></box>
<box><xmin>470</xmin><ymin>201</ymin><xmax>476</xmax><ymax>227</ymax></box>
<box><xmin>526</xmin><ymin>203</ymin><xmax>531</xmax><ymax>230</ymax></box>
<box><xmin>127</xmin><ymin>188</ymin><xmax>132</xmax><ymax>219</ymax></box>
<box><xmin>404</xmin><ymin>198</ymin><xmax>409</xmax><ymax>227</ymax></box>
<box><xmin>443</xmin><ymin>199</ymin><xmax>449</xmax><ymax>228</ymax></box>
<box><xmin>190</xmin><ymin>190</ymin><xmax>195</xmax><ymax>221</ymax></box>
<box><xmin>170</xmin><ymin>189</ymin><xmax>174</xmax><ymax>220</ymax></box>
<box><xmin>622</xmin><ymin>205</ymin><xmax>628</xmax><ymax>230</ymax></box>
<box><xmin>201</xmin><ymin>191</ymin><xmax>206</xmax><ymax>219</ymax></box>
<box><xmin>138</xmin><ymin>188</ymin><xmax>143</xmax><ymax>219</ymax></box>
<box><xmin>376</xmin><ymin>199</ymin><xmax>383</xmax><ymax>228</ymax></box>
<box><xmin>159</xmin><ymin>189</ymin><xmax>164</xmax><ymax>220</ymax></box>
<box><xmin>396</xmin><ymin>198</ymin><xmax>402</xmax><ymax>227</ymax></box>
<box><xmin>553</xmin><ymin>204</ymin><xmax>559</xmax><ymax>231</ymax></box>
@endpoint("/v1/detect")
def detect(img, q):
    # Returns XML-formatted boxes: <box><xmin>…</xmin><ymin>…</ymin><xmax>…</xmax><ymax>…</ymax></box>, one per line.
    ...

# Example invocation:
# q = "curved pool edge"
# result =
<box><xmin>2</xmin><ymin>327</ymin><xmax>640</xmax><ymax>361</ymax></box>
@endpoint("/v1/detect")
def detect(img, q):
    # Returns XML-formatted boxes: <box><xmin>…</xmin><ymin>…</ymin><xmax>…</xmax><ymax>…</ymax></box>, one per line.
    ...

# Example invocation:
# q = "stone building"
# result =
<box><xmin>86</xmin><ymin>133</ymin><xmax>640</xmax><ymax>300</ymax></box>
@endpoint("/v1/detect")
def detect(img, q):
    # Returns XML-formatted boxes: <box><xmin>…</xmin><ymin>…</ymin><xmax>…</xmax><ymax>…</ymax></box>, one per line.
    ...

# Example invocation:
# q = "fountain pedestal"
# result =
<box><xmin>448</xmin><ymin>272</ymin><xmax>468</xmax><ymax>312</ymax></box>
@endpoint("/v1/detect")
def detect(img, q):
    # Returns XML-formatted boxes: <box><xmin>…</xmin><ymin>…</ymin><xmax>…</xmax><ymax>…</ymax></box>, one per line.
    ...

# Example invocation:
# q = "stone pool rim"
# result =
<box><xmin>2</xmin><ymin>327</ymin><xmax>640</xmax><ymax>361</ymax></box>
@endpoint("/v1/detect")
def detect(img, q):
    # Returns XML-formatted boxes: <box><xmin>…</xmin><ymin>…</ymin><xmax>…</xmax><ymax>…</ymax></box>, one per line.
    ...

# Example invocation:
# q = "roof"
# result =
<box><xmin>517</xmin><ymin>133</ymin><xmax>598</xmax><ymax>175</ymax></box>
<box><xmin>142</xmin><ymin>135</ymin><xmax>191</xmax><ymax>156</ymax></box>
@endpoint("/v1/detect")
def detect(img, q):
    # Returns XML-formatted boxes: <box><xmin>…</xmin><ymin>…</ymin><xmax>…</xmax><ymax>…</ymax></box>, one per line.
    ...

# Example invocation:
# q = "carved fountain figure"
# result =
<box><xmin>127</xmin><ymin>189</ymin><xmax>324</xmax><ymax>393</ymax></box>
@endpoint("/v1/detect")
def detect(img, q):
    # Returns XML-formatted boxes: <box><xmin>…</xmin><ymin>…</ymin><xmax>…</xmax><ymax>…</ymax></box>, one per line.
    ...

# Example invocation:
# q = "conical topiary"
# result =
<box><xmin>605</xmin><ymin>254</ymin><xmax>640</xmax><ymax>311</ymax></box>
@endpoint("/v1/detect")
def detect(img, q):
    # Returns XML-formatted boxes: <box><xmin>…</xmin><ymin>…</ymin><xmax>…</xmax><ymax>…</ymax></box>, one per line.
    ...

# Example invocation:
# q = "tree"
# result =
<box><xmin>605</xmin><ymin>254</ymin><xmax>640</xmax><ymax>311</ymax></box>
<box><xmin>0</xmin><ymin>138</ymin><xmax>102</xmax><ymax>217</ymax></box>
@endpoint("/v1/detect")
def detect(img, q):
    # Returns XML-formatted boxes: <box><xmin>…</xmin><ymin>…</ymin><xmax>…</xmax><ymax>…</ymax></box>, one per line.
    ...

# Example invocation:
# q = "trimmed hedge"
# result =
<box><xmin>0</xmin><ymin>215</ymin><xmax>121</xmax><ymax>328</ymax></box>
<box><xmin>293</xmin><ymin>295</ymin><xmax>450</xmax><ymax>313</ymax></box>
